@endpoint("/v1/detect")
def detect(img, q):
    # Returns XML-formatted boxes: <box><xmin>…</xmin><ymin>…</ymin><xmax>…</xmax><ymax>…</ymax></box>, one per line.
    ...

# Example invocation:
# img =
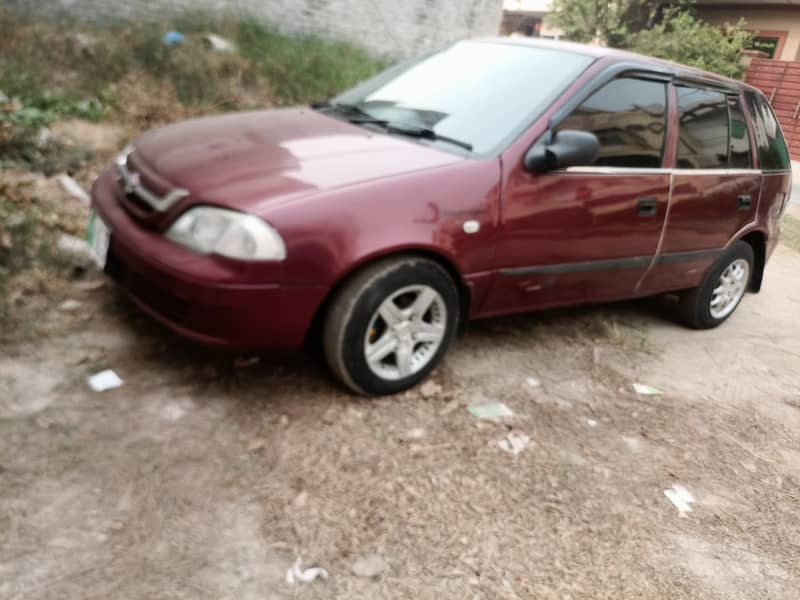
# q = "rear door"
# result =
<box><xmin>639</xmin><ymin>85</ymin><xmax>761</xmax><ymax>294</ymax></box>
<box><xmin>744</xmin><ymin>90</ymin><xmax>792</xmax><ymax>259</ymax></box>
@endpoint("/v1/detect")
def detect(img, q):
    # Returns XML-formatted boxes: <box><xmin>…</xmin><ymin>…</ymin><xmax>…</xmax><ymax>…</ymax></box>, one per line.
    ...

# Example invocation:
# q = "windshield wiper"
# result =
<box><xmin>313</xmin><ymin>102</ymin><xmax>473</xmax><ymax>152</ymax></box>
<box><xmin>385</xmin><ymin>124</ymin><xmax>473</xmax><ymax>152</ymax></box>
<box><xmin>312</xmin><ymin>101</ymin><xmax>387</xmax><ymax>125</ymax></box>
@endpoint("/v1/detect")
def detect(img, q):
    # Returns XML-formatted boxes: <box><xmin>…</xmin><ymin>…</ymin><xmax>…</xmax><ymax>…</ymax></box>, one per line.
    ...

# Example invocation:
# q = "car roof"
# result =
<box><xmin>472</xmin><ymin>37</ymin><xmax>759</xmax><ymax>95</ymax></box>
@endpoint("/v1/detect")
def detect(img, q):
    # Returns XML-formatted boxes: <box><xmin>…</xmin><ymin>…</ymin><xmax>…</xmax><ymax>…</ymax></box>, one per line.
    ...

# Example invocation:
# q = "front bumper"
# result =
<box><xmin>91</xmin><ymin>168</ymin><xmax>327</xmax><ymax>350</ymax></box>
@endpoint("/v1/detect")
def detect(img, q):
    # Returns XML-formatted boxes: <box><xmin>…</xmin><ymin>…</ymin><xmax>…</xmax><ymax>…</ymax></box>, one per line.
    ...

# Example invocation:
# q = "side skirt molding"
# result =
<box><xmin>499</xmin><ymin>249</ymin><xmax>724</xmax><ymax>277</ymax></box>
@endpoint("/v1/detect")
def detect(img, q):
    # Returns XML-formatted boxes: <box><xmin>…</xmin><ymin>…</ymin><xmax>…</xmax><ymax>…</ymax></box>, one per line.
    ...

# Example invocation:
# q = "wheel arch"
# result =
<box><xmin>304</xmin><ymin>248</ymin><xmax>471</xmax><ymax>349</ymax></box>
<box><xmin>738</xmin><ymin>230</ymin><xmax>766</xmax><ymax>293</ymax></box>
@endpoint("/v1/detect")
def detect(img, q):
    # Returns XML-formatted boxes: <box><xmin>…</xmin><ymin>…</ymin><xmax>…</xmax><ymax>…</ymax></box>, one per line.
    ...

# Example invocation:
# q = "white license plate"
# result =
<box><xmin>87</xmin><ymin>210</ymin><xmax>111</xmax><ymax>268</ymax></box>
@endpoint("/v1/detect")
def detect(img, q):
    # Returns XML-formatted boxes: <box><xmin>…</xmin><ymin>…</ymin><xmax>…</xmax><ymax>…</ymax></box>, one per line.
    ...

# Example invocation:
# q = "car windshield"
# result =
<box><xmin>332</xmin><ymin>40</ymin><xmax>594</xmax><ymax>155</ymax></box>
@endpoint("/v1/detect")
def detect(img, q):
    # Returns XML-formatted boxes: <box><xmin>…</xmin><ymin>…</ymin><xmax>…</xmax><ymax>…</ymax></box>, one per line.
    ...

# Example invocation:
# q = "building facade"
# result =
<box><xmin>695</xmin><ymin>0</ymin><xmax>800</xmax><ymax>62</ymax></box>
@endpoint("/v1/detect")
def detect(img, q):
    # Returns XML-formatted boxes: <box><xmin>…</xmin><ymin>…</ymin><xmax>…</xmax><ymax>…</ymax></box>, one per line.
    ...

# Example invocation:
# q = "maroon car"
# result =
<box><xmin>88</xmin><ymin>38</ymin><xmax>792</xmax><ymax>395</ymax></box>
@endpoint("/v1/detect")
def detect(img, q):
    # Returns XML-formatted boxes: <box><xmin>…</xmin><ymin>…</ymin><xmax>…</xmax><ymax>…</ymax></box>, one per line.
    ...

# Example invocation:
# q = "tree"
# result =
<box><xmin>548</xmin><ymin>0</ymin><xmax>684</xmax><ymax>47</ymax></box>
<box><xmin>629</xmin><ymin>11</ymin><xmax>752</xmax><ymax>79</ymax></box>
<box><xmin>547</xmin><ymin>0</ymin><xmax>752</xmax><ymax>78</ymax></box>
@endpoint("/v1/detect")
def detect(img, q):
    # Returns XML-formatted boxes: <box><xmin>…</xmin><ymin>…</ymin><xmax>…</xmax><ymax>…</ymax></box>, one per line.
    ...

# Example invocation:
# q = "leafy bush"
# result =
<box><xmin>629</xmin><ymin>12</ymin><xmax>752</xmax><ymax>79</ymax></box>
<box><xmin>547</xmin><ymin>0</ymin><xmax>750</xmax><ymax>78</ymax></box>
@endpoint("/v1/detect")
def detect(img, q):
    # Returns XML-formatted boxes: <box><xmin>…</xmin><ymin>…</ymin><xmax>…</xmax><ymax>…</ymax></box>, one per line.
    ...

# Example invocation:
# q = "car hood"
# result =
<box><xmin>132</xmin><ymin>108</ymin><xmax>463</xmax><ymax>214</ymax></box>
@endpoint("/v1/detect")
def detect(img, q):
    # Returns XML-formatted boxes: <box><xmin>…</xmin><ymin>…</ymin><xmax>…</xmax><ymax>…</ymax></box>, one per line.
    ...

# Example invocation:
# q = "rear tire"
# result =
<box><xmin>323</xmin><ymin>256</ymin><xmax>460</xmax><ymax>396</ymax></box>
<box><xmin>679</xmin><ymin>241</ymin><xmax>754</xmax><ymax>329</ymax></box>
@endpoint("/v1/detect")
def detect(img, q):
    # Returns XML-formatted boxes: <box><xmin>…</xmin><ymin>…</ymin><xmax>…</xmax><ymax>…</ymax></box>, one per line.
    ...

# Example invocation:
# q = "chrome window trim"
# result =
<box><xmin>115</xmin><ymin>150</ymin><xmax>189</xmax><ymax>212</ymax></box>
<box><xmin>564</xmin><ymin>166</ymin><xmax>764</xmax><ymax>176</ymax></box>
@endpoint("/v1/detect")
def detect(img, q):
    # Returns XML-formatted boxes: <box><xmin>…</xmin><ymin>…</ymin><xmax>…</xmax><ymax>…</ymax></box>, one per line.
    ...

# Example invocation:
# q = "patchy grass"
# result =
<box><xmin>782</xmin><ymin>213</ymin><xmax>800</xmax><ymax>253</ymax></box>
<box><xmin>0</xmin><ymin>11</ymin><xmax>386</xmax><ymax>107</ymax></box>
<box><xmin>0</xmin><ymin>10</ymin><xmax>387</xmax><ymax>169</ymax></box>
<box><xmin>0</xmin><ymin>10</ymin><xmax>388</xmax><ymax>326</ymax></box>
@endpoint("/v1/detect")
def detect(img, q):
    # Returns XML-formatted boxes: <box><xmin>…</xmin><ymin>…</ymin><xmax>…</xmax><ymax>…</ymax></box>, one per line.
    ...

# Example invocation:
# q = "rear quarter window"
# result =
<box><xmin>745</xmin><ymin>91</ymin><xmax>790</xmax><ymax>171</ymax></box>
<box><xmin>676</xmin><ymin>87</ymin><xmax>729</xmax><ymax>169</ymax></box>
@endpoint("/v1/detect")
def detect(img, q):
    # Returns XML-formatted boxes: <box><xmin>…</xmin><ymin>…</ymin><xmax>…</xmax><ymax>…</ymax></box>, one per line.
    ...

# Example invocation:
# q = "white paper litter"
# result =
<box><xmin>351</xmin><ymin>554</ymin><xmax>387</xmax><ymax>578</ymax></box>
<box><xmin>57</xmin><ymin>174</ymin><xmax>91</xmax><ymax>205</ymax></box>
<box><xmin>405</xmin><ymin>428</ymin><xmax>425</xmax><ymax>440</ymax></box>
<box><xmin>497</xmin><ymin>431</ymin><xmax>531</xmax><ymax>455</ymax></box>
<box><xmin>285</xmin><ymin>558</ymin><xmax>328</xmax><ymax>585</ymax></box>
<box><xmin>468</xmin><ymin>402</ymin><xmax>513</xmax><ymax>420</ymax></box>
<box><xmin>58</xmin><ymin>299</ymin><xmax>82</xmax><ymax>312</ymax></box>
<box><xmin>587</xmin><ymin>419</ymin><xmax>599</xmax><ymax>427</ymax></box>
<box><xmin>203</xmin><ymin>33</ymin><xmax>236</xmax><ymax>53</ymax></box>
<box><xmin>525</xmin><ymin>376</ymin><xmax>541</xmax><ymax>388</ymax></box>
<box><xmin>87</xmin><ymin>369</ymin><xmax>124</xmax><ymax>392</ymax></box>
<box><xmin>633</xmin><ymin>383</ymin><xmax>663</xmax><ymax>395</ymax></box>
<box><xmin>663</xmin><ymin>484</ymin><xmax>695</xmax><ymax>516</ymax></box>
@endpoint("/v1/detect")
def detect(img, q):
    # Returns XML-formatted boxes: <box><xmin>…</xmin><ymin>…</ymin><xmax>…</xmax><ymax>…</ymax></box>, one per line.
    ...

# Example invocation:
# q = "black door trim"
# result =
<box><xmin>499</xmin><ymin>248</ymin><xmax>724</xmax><ymax>277</ymax></box>
<box><xmin>656</xmin><ymin>248</ymin><xmax>725</xmax><ymax>265</ymax></box>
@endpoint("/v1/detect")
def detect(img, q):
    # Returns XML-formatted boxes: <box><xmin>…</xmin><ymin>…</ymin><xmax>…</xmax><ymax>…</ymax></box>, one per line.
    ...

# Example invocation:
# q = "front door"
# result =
<box><xmin>483</xmin><ymin>76</ymin><xmax>670</xmax><ymax>316</ymax></box>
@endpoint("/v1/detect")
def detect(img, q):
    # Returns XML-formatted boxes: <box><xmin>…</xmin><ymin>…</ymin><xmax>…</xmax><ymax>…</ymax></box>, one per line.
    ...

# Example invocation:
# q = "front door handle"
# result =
<box><xmin>738</xmin><ymin>194</ymin><xmax>752</xmax><ymax>210</ymax></box>
<box><xmin>637</xmin><ymin>197</ymin><xmax>658</xmax><ymax>217</ymax></box>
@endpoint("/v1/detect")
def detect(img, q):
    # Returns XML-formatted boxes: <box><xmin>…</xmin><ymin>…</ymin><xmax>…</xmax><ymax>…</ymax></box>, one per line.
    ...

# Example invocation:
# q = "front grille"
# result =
<box><xmin>115</xmin><ymin>150</ymin><xmax>189</xmax><ymax>227</ymax></box>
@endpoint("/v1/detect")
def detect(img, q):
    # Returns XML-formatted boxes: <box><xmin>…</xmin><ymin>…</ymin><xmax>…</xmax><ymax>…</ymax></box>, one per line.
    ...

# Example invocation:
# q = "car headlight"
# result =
<box><xmin>166</xmin><ymin>207</ymin><xmax>286</xmax><ymax>261</ymax></box>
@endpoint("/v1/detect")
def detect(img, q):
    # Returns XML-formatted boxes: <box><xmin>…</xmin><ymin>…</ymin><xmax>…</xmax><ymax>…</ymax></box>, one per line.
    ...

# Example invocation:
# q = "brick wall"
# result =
<box><xmin>1</xmin><ymin>0</ymin><xmax>503</xmax><ymax>57</ymax></box>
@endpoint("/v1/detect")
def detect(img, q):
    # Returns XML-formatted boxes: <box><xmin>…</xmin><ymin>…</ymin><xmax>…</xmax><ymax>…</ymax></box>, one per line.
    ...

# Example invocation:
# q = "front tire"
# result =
<box><xmin>323</xmin><ymin>256</ymin><xmax>460</xmax><ymax>396</ymax></box>
<box><xmin>679</xmin><ymin>241</ymin><xmax>754</xmax><ymax>329</ymax></box>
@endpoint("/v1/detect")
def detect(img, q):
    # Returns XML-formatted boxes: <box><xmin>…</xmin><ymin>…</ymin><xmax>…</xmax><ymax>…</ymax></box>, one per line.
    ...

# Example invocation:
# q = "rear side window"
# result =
<box><xmin>558</xmin><ymin>77</ymin><xmax>667</xmax><ymax>168</ymax></box>
<box><xmin>676</xmin><ymin>87</ymin><xmax>729</xmax><ymax>169</ymax></box>
<box><xmin>728</xmin><ymin>96</ymin><xmax>752</xmax><ymax>169</ymax></box>
<box><xmin>745</xmin><ymin>91</ymin><xmax>790</xmax><ymax>171</ymax></box>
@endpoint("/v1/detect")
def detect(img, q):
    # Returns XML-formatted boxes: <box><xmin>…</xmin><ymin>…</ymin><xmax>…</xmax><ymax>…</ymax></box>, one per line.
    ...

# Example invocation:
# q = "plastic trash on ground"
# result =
<box><xmin>286</xmin><ymin>558</ymin><xmax>328</xmax><ymax>585</ymax></box>
<box><xmin>87</xmin><ymin>369</ymin><xmax>124</xmax><ymax>392</ymax></box>
<box><xmin>526</xmin><ymin>376</ymin><xmax>541</xmax><ymax>388</ymax></box>
<box><xmin>57</xmin><ymin>233</ymin><xmax>95</xmax><ymax>269</ymax></box>
<box><xmin>663</xmin><ymin>484</ymin><xmax>695</xmax><ymax>517</ymax></box>
<box><xmin>468</xmin><ymin>402</ymin><xmax>513</xmax><ymax>420</ymax></box>
<box><xmin>162</xmin><ymin>30</ymin><xmax>185</xmax><ymax>46</ymax></box>
<box><xmin>497</xmin><ymin>431</ymin><xmax>530</xmax><ymax>455</ymax></box>
<box><xmin>633</xmin><ymin>383</ymin><xmax>663</xmax><ymax>395</ymax></box>
<box><xmin>57</xmin><ymin>174</ymin><xmax>91</xmax><ymax>205</ymax></box>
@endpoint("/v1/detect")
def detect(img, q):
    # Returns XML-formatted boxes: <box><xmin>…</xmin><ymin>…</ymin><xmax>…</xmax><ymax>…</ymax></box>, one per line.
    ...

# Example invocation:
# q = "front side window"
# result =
<box><xmin>676</xmin><ymin>87</ymin><xmax>729</xmax><ymax>169</ymax></box>
<box><xmin>558</xmin><ymin>77</ymin><xmax>667</xmax><ymax>168</ymax></box>
<box><xmin>332</xmin><ymin>41</ymin><xmax>593</xmax><ymax>155</ymax></box>
<box><xmin>745</xmin><ymin>91</ymin><xmax>791</xmax><ymax>171</ymax></box>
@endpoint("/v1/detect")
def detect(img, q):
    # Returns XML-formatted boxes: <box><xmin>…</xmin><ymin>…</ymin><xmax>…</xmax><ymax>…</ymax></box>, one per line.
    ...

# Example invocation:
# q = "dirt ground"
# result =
<box><xmin>2</xmin><ymin>190</ymin><xmax>800</xmax><ymax>599</ymax></box>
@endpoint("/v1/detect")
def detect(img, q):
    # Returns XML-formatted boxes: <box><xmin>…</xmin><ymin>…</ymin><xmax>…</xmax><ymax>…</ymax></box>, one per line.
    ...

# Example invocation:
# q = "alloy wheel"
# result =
<box><xmin>363</xmin><ymin>285</ymin><xmax>447</xmax><ymax>380</ymax></box>
<box><xmin>709</xmin><ymin>258</ymin><xmax>749</xmax><ymax>320</ymax></box>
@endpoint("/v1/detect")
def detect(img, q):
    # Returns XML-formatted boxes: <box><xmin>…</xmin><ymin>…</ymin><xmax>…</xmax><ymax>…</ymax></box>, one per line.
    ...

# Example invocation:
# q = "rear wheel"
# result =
<box><xmin>679</xmin><ymin>241</ymin><xmax>753</xmax><ymax>329</ymax></box>
<box><xmin>323</xmin><ymin>256</ymin><xmax>460</xmax><ymax>395</ymax></box>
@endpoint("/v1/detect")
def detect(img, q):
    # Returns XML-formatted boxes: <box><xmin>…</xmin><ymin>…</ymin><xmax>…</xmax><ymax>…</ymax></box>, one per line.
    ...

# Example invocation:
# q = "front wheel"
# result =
<box><xmin>323</xmin><ymin>256</ymin><xmax>460</xmax><ymax>395</ymax></box>
<box><xmin>679</xmin><ymin>241</ymin><xmax>754</xmax><ymax>329</ymax></box>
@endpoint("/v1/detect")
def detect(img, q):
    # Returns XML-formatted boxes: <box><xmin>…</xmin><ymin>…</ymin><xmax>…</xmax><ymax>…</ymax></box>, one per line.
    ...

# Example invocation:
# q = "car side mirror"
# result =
<box><xmin>524</xmin><ymin>129</ymin><xmax>600</xmax><ymax>173</ymax></box>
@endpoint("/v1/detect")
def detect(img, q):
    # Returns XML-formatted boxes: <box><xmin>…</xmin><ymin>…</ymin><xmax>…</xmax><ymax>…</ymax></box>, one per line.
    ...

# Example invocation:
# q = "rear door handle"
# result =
<box><xmin>637</xmin><ymin>197</ymin><xmax>658</xmax><ymax>217</ymax></box>
<box><xmin>737</xmin><ymin>194</ymin><xmax>752</xmax><ymax>210</ymax></box>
